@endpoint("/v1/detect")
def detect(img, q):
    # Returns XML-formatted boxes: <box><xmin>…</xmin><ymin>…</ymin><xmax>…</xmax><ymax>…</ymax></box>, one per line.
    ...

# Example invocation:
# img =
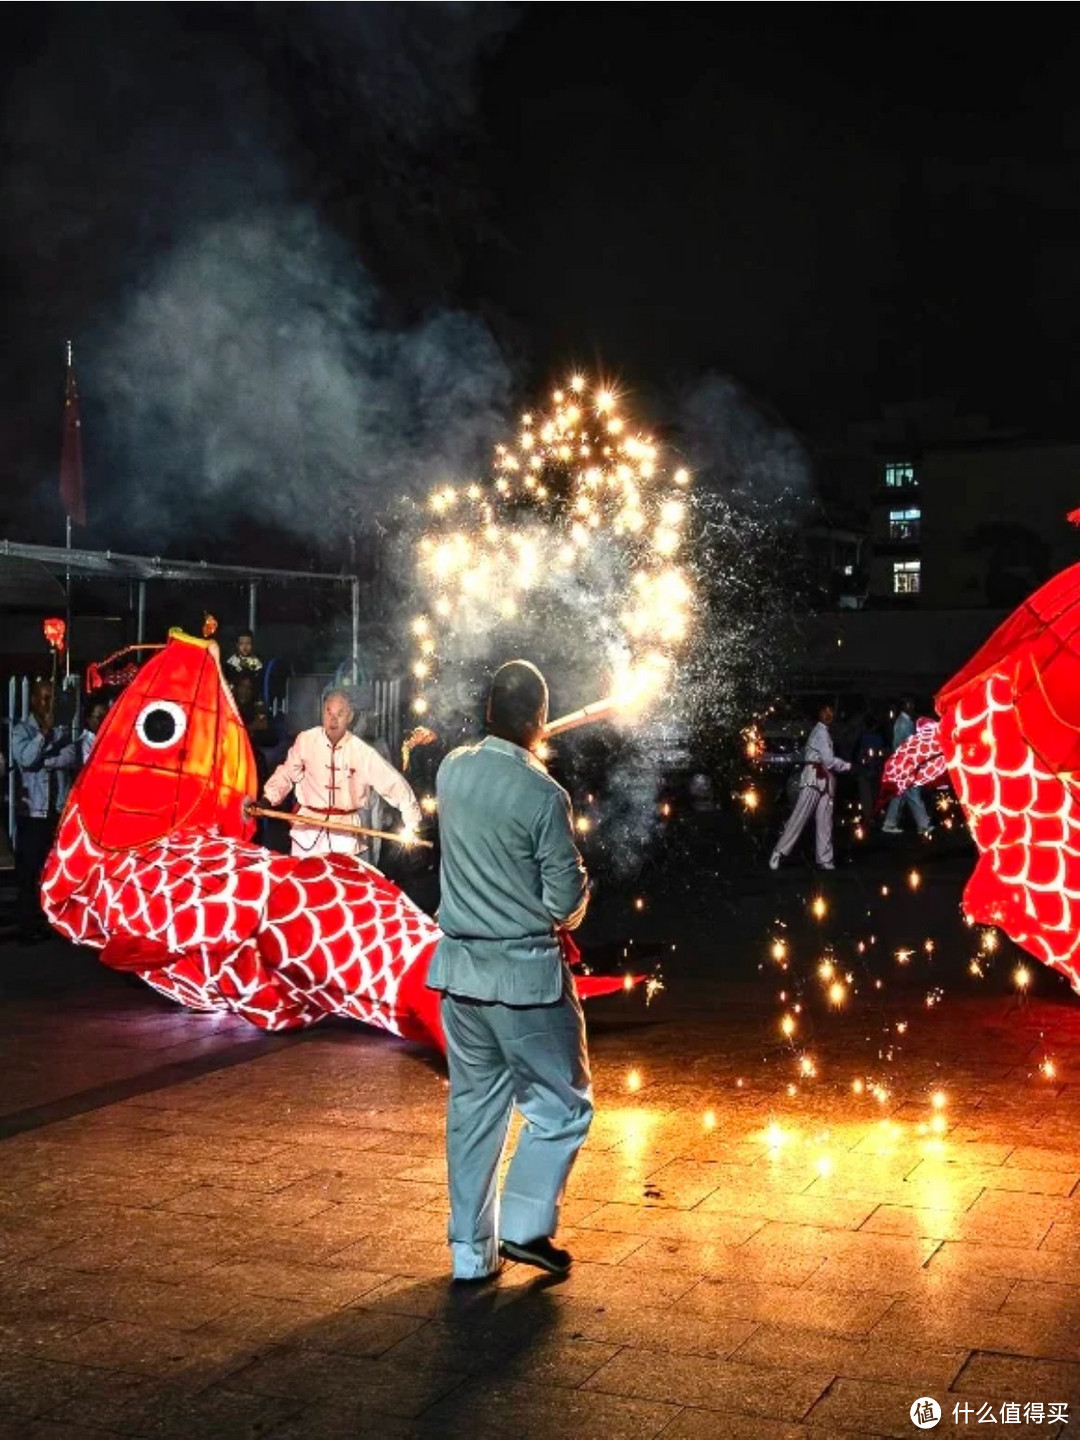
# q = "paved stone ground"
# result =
<box><xmin>3</xmin><ymin>837</ymin><xmax>1080</xmax><ymax>1438</ymax></box>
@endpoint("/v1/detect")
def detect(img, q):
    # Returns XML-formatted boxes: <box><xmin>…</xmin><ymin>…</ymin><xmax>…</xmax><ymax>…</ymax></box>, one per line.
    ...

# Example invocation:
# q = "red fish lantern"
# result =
<box><xmin>936</xmin><ymin>562</ymin><xmax>1080</xmax><ymax>991</ymax></box>
<box><xmin>878</xmin><ymin>717</ymin><xmax>948</xmax><ymax>808</ymax></box>
<box><xmin>42</xmin><ymin>629</ymin><xmax>631</xmax><ymax>1044</ymax></box>
<box><xmin>43</xmin><ymin>617</ymin><xmax>66</xmax><ymax>652</ymax></box>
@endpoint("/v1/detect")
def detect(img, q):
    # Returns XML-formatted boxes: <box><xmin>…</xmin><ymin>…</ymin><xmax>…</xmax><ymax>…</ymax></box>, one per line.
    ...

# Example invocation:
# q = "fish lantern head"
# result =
<box><xmin>71</xmin><ymin>628</ymin><xmax>257</xmax><ymax>852</ymax></box>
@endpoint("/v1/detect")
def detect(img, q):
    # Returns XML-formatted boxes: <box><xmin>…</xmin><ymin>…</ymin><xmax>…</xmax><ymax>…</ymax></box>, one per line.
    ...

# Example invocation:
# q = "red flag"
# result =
<box><xmin>60</xmin><ymin>359</ymin><xmax>86</xmax><ymax>525</ymax></box>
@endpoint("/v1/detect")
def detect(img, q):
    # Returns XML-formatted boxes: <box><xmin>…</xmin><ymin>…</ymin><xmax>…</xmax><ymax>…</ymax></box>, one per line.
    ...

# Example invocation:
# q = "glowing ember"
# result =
<box><xmin>810</xmin><ymin>895</ymin><xmax>827</xmax><ymax>920</ymax></box>
<box><xmin>626</xmin><ymin>1068</ymin><xmax>642</xmax><ymax>1092</ymax></box>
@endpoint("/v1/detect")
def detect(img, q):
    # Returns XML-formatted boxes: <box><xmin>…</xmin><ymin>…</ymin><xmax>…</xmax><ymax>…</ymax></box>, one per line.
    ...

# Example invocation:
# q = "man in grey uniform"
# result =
<box><xmin>427</xmin><ymin>660</ymin><xmax>592</xmax><ymax>1281</ymax></box>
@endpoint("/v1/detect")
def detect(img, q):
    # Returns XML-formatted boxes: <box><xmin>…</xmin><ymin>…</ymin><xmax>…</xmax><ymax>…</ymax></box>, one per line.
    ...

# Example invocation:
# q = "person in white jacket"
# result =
<box><xmin>769</xmin><ymin>702</ymin><xmax>851</xmax><ymax>871</ymax></box>
<box><xmin>262</xmin><ymin>689</ymin><xmax>422</xmax><ymax>860</ymax></box>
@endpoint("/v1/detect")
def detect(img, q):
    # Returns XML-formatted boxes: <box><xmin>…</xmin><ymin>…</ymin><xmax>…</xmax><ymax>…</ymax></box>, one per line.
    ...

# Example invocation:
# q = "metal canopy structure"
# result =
<box><xmin>0</xmin><ymin>538</ymin><xmax>363</xmax><ymax>679</ymax></box>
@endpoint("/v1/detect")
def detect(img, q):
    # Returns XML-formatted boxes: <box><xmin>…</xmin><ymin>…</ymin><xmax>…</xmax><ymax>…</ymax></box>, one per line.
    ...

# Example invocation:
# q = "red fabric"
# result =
<box><xmin>877</xmin><ymin>718</ymin><xmax>948</xmax><ymax>808</ymax></box>
<box><xmin>60</xmin><ymin>362</ymin><xmax>86</xmax><ymax>526</ymax></box>
<box><xmin>936</xmin><ymin>561</ymin><xmax>1080</xmax><ymax>993</ymax></box>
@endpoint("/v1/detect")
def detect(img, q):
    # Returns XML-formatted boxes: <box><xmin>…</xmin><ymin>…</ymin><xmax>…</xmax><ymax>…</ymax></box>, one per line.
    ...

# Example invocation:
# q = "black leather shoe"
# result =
<box><xmin>499</xmin><ymin>1237</ymin><xmax>572</xmax><ymax>1274</ymax></box>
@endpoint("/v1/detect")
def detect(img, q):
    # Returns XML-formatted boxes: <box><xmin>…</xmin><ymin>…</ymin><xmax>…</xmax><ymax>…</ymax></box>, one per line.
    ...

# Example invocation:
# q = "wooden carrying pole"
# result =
<box><xmin>544</xmin><ymin>695</ymin><xmax>622</xmax><ymax>739</ymax></box>
<box><xmin>248</xmin><ymin>805</ymin><xmax>434</xmax><ymax>848</ymax></box>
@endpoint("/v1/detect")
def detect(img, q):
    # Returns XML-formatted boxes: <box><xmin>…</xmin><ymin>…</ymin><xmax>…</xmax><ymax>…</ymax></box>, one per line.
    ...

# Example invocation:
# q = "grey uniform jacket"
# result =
<box><xmin>427</xmin><ymin>735</ymin><xmax>589</xmax><ymax>1006</ymax></box>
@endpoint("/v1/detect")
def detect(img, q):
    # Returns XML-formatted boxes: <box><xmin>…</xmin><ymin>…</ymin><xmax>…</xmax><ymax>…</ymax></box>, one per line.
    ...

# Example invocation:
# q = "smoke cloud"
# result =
<box><xmin>0</xmin><ymin>4</ymin><xmax>518</xmax><ymax>547</ymax></box>
<box><xmin>92</xmin><ymin>207</ymin><xmax>510</xmax><ymax>546</ymax></box>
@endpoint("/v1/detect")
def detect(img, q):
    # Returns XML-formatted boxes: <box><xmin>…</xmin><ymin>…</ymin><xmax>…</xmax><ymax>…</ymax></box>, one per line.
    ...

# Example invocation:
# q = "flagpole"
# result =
<box><xmin>64</xmin><ymin>340</ymin><xmax>73</xmax><ymax>681</ymax></box>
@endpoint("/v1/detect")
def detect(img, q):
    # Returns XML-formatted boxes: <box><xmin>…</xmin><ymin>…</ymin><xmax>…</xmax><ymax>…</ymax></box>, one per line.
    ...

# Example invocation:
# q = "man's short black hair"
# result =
<box><xmin>237</xmin><ymin>629</ymin><xmax>254</xmax><ymax>642</ymax></box>
<box><xmin>487</xmin><ymin>660</ymin><xmax>548</xmax><ymax>745</ymax></box>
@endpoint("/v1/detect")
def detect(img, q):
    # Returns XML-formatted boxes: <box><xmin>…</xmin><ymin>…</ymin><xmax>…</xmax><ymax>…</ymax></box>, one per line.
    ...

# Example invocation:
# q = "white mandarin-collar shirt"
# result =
<box><xmin>264</xmin><ymin>726</ymin><xmax>421</xmax><ymax>855</ymax></box>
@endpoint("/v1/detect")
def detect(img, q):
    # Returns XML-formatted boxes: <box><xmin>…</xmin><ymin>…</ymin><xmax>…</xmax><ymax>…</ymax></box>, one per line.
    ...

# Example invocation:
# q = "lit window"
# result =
<box><xmin>893</xmin><ymin>559</ymin><xmax>921</xmax><ymax>595</ymax></box>
<box><xmin>885</xmin><ymin>462</ymin><xmax>917</xmax><ymax>487</ymax></box>
<box><xmin>889</xmin><ymin>507</ymin><xmax>921</xmax><ymax>541</ymax></box>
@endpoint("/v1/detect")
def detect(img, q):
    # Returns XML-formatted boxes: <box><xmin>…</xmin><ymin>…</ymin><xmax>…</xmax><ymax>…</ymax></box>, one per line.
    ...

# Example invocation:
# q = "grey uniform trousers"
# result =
<box><xmin>441</xmin><ymin>983</ymin><xmax>593</xmax><ymax>1280</ymax></box>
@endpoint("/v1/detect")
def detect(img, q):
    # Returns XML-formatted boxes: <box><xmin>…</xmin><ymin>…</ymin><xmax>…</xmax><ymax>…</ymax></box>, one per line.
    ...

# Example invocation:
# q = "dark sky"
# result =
<box><xmin>474</xmin><ymin>6</ymin><xmax>1080</xmax><ymax>434</ymax></box>
<box><xmin>2</xmin><ymin>4</ymin><xmax>1079</xmax><ymax>550</ymax></box>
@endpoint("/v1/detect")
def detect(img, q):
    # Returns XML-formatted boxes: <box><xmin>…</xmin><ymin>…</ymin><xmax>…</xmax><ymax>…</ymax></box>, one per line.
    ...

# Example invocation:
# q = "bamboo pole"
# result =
<box><xmin>246</xmin><ymin>804</ymin><xmax>434</xmax><ymax>848</ymax></box>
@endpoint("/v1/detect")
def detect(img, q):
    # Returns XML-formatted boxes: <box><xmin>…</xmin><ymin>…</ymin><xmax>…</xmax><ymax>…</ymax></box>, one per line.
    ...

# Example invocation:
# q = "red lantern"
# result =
<box><xmin>937</xmin><ymin>562</ymin><xmax>1080</xmax><ymax>992</ymax></box>
<box><xmin>43</xmin><ymin>617</ymin><xmax>66</xmax><ymax>652</ymax></box>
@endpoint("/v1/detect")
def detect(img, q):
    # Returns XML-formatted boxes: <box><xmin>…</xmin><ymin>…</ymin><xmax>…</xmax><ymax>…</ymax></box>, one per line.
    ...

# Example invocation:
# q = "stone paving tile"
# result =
<box><xmin>154</xmin><ymin>1184</ymin><xmax>336</xmax><ymax>1225</ymax></box>
<box><xmin>35</xmin><ymin>1318</ymin><xmax>259</xmax><ymax>1384</ymax></box>
<box><xmin>196</xmin><ymin>1258</ymin><xmax>391</xmax><ymax>1306</ymax></box>
<box><xmin>190</xmin><ymin>1295</ymin><xmax>333</xmax><ymax>1346</ymax></box>
<box><xmin>869</xmin><ymin>1299</ymin><xmax>1080</xmax><ymax>1362</ymax></box>
<box><xmin>859</xmin><ymin>1199</ymin><xmax>1054</xmax><ymax>1247</ymax></box>
<box><xmin>387</xmin><ymin>1323</ymin><xmax>621</xmax><ymax>1387</ymax></box>
<box><xmin>635</xmin><ymin>1236</ymin><xmax>826</xmax><ymax>1284</ymax></box>
<box><xmin>226</xmin><ymin>1345</ymin><xmax>465</xmax><ymax>1418</ymax></box>
<box><xmin>952</xmin><ymin>1349</ymin><xmax>1080</xmax><ymax>1399</ymax></box>
<box><xmin>678</xmin><ymin>1277</ymin><xmax>896</xmax><ymax>1336</ymax></box>
<box><xmin>693</xmin><ymin>1188</ymin><xmax>879</xmax><ymax>1228</ymax></box>
<box><xmin>549</xmin><ymin>1295</ymin><xmax>758</xmax><ymax>1357</ymax></box>
<box><xmin>0</xmin><ymin>1266</ymin><xmax>237</xmax><ymax>1331</ymax></box>
<box><xmin>927</xmin><ymin>1240</ymin><xmax>1075</xmax><ymax>1283</ymax></box>
<box><xmin>804</xmin><ymin>1376</ymin><xmax>1066</xmax><ymax>1438</ymax></box>
<box><xmin>0</xmin><ymin>1420</ymin><xmax>119</xmax><ymax>1439</ymax></box>
<box><xmin>0</xmin><ymin>1356</ymin><xmax>102</xmax><ymax>1420</ymax></box>
<box><xmin>317</xmin><ymin>1235</ymin><xmax>450</xmax><ymax>1276</ymax></box>
<box><xmin>582</xmin><ymin>1346</ymin><xmax>832</xmax><ymax>1421</ymax></box>
<box><xmin>274</xmin><ymin>1169</ymin><xmax>447</xmax><ymax>1211</ymax></box>
<box><xmin>554</xmin><ymin>1225</ymin><xmax>648</xmax><ymax>1264</ymax></box>
<box><xmin>73</xmin><ymin>1381</ymin><xmax>306</xmax><ymax>1439</ymax></box>
<box><xmin>729</xmin><ymin>1323</ymin><xmax>968</xmax><ymax>1388</ymax></box>
<box><xmin>1006</xmin><ymin>1146</ymin><xmax>1080</xmax><ymax>1173</ymax></box>
<box><xmin>575</xmin><ymin>1201</ymin><xmax>765</xmax><ymax>1246</ymax></box>
<box><xmin>413</xmin><ymin>1377</ymin><xmax>680</xmax><ymax>1439</ymax></box>
<box><xmin>906</xmin><ymin>1158</ymin><xmax>1080</xmax><ymax>1197</ymax></box>
<box><xmin>40</xmin><ymin>1368</ymin><xmax>196</xmax><ymax>1431</ymax></box>
<box><xmin>1000</xmin><ymin>1280</ymin><xmax>1080</xmax><ymax>1321</ymax></box>
<box><xmin>516</xmin><ymin>1257</ymin><xmax>703</xmax><ymax>1308</ymax></box>
<box><xmin>655</xmin><ymin>1411</ymin><xmax>843</xmax><ymax>1440</ymax></box>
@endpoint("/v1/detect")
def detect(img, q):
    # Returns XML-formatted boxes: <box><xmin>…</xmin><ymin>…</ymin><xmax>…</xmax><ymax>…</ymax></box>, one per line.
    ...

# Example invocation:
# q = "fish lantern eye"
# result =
<box><xmin>135</xmin><ymin>700</ymin><xmax>187</xmax><ymax>750</ymax></box>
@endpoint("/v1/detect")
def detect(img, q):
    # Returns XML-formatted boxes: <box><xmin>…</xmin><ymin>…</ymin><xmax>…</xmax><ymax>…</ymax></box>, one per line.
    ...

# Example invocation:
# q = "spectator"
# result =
<box><xmin>225</xmin><ymin>630</ymin><xmax>263</xmax><ymax>686</ymax></box>
<box><xmin>853</xmin><ymin>712</ymin><xmax>887</xmax><ymax>824</ymax></box>
<box><xmin>80</xmin><ymin>699</ymin><xmax>110</xmax><ymax>766</ymax></box>
<box><xmin>882</xmin><ymin>697</ymin><xmax>932</xmax><ymax>836</ymax></box>
<box><xmin>12</xmin><ymin>680</ymin><xmax>79</xmax><ymax>943</ymax></box>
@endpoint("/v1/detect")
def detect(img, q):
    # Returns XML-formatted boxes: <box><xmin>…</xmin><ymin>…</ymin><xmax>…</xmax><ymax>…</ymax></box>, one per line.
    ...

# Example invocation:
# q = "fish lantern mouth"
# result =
<box><xmin>73</xmin><ymin>629</ymin><xmax>256</xmax><ymax>852</ymax></box>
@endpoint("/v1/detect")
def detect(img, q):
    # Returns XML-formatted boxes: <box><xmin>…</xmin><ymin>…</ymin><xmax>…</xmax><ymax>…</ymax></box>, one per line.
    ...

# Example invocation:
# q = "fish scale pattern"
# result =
<box><xmin>880</xmin><ymin>720</ymin><xmax>948</xmax><ymax>797</ymax></box>
<box><xmin>939</xmin><ymin>670</ymin><xmax>1080</xmax><ymax>993</ymax></box>
<box><xmin>41</xmin><ymin>806</ymin><xmax>442</xmax><ymax>1040</ymax></box>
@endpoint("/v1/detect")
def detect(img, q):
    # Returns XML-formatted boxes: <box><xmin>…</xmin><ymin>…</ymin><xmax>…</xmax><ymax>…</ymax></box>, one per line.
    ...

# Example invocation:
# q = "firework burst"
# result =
<box><xmin>408</xmin><ymin>374</ymin><xmax>696</xmax><ymax>724</ymax></box>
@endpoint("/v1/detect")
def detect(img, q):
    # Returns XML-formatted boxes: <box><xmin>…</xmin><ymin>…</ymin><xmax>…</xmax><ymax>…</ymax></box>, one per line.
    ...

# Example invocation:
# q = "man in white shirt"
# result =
<box><xmin>262</xmin><ymin>689</ymin><xmax>422</xmax><ymax>859</ymax></box>
<box><xmin>769</xmin><ymin>702</ymin><xmax>851</xmax><ymax>871</ymax></box>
